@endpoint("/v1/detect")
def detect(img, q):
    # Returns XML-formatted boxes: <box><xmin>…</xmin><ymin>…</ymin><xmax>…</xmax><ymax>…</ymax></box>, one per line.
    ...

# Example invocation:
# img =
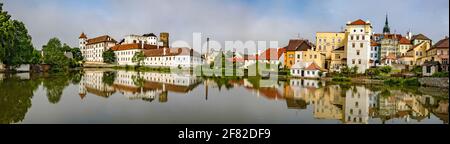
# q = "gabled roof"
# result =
<box><xmin>347</xmin><ymin>19</ymin><xmax>370</xmax><ymax>25</ymax></box>
<box><xmin>87</xmin><ymin>35</ymin><xmax>117</xmax><ymax>45</ymax></box>
<box><xmin>433</xmin><ymin>37</ymin><xmax>449</xmax><ymax>49</ymax></box>
<box><xmin>285</xmin><ymin>39</ymin><xmax>312</xmax><ymax>51</ymax></box>
<box><xmin>371</xmin><ymin>40</ymin><xmax>379</xmax><ymax>46</ymax></box>
<box><xmin>411</xmin><ymin>34</ymin><xmax>431</xmax><ymax>41</ymax></box>
<box><xmin>305</xmin><ymin>62</ymin><xmax>321</xmax><ymax>70</ymax></box>
<box><xmin>407</xmin><ymin>41</ymin><xmax>426</xmax><ymax>52</ymax></box>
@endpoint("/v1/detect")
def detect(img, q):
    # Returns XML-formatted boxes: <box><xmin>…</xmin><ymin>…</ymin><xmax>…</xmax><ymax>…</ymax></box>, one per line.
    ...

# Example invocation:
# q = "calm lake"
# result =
<box><xmin>1</xmin><ymin>69</ymin><xmax>448</xmax><ymax>124</ymax></box>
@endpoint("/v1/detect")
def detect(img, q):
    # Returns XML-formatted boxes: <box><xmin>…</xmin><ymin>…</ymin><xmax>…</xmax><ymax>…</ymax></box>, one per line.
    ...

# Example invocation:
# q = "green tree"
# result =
<box><xmin>42</xmin><ymin>38</ymin><xmax>70</xmax><ymax>71</ymax></box>
<box><xmin>71</xmin><ymin>47</ymin><xmax>83</xmax><ymax>62</ymax></box>
<box><xmin>0</xmin><ymin>3</ymin><xmax>36</xmax><ymax>70</ymax></box>
<box><xmin>365</xmin><ymin>68</ymin><xmax>381</xmax><ymax>78</ymax></box>
<box><xmin>132</xmin><ymin>51</ymin><xmax>145</xmax><ymax>67</ymax></box>
<box><xmin>102</xmin><ymin>49</ymin><xmax>116</xmax><ymax>64</ymax></box>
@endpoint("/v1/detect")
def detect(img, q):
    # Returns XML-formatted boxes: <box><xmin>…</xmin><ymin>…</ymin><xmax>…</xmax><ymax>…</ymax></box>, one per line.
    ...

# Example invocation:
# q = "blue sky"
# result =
<box><xmin>2</xmin><ymin>0</ymin><xmax>449</xmax><ymax>50</ymax></box>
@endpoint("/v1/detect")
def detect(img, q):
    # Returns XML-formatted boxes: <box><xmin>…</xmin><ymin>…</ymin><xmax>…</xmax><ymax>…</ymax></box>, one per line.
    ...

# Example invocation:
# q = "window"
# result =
<box><xmin>350</xmin><ymin>109</ymin><xmax>353</xmax><ymax>114</ymax></box>
<box><xmin>352</xmin><ymin>59</ymin><xmax>355</xmax><ymax>64</ymax></box>
<box><xmin>355</xmin><ymin>102</ymin><xmax>359</xmax><ymax>107</ymax></box>
<box><xmin>360</xmin><ymin>29</ymin><xmax>363</xmax><ymax>32</ymax></box>
<box><xmin>319</xmin><ymin>45</ymin><xmax>322</xmax><ymax>50</ymax></box>
<box><xmin>314</xmin><ymin>55</ymin><xmax>317</xmax><ymax>59</ymax></box>
<box><xmin>335</xmin><ymin>54</ymin><xmax>340</xmax><ymax>59</ymax></box>
<box><xmin>360</xmin><ymin>43</ymin><xmax>364</xmax><ymax>48</ymax></box>
<box><xmin>357</xmin><ymin>50</ymin><xmax>360</xmax><ymax>55</ymax></box>
<box><xmin>351</xmin><ymin>36</ymin><xmax>354</xmax><ymax>40</ymax></box>
<box><xmin>362</xmin><ymin>35</ymin><xmax>365</xmax><ymax>40</ymax></box>
<box><xmin>358</xmin><ymin>59</ymin><xmax>361</xmax><ymax>64</ymax></box>
<box><xmin>356</xmin><ymin>35</ymin><xmax>359</xmax><ymax>40</ymax></box>
<box><xmin>352</xmin><ymin>43</ymin><xmax>355</xmax><ymax>48</ymax></box>
<box><xmin>297</xmin><ymin>54</ymin><xmax>300</xmax><ymax>59</ymax></box>
<box><xmin>319</xmin><ymin>39</ymin><xmax>322</xmax><ymax>42</ymax></box>
<box><xmin>307</xmin><ymin>71</ymin><xmax>310</xmax><ymax>75</ymax></box>
<box><xmin>289</xmin><ymin>54</ymin><xmax>293</xmax><ymax>58</ymax></box>
<box><xmin>353</xmin><ymin>29</ymin><xmax>356</xmax><ymax>32</ymax></box>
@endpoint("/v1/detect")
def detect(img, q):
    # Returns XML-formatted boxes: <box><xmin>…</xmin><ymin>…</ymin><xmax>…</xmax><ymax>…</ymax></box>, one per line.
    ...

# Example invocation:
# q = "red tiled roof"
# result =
<box><xmin>247</xmin><ymin>48</ymin><xmax>285</xmax><ymax>60</ymax></box>
<box><xmin>79</xmin><ymin>32</ymin><xmax>87</xmax><ymax>39</ymax></box>
<box><xmin>143</xmin><ymin>47</ymin><xmax>201</xmax><ymax>57</ymax></box>
<box><xmin>399</xmin><ymin>36</ymin><xmax>412</xmax><ymax>44</ymax></box>
<box><xmin>305</xmin><ymin>62</ymin><xmax>321</xmax><ymax>70</ymax></box>
<box><xmin>111</xmin><ymin>43</ymin><xmax>157</xmax><ymax>51</ymax></box>
<box><xmin>285</xmin><ymin>39</ymin><xmax>311</xmax><ymax>51</ymax></box>
<box><xmin>87</xmin><ymin>35</ymin><xmax>117</xmax><ymax>45</ymax></box>
<box><xmin>347</xmin><ymin>19</ymin><xmax>369</xmax><ymax>25</ymax></box>
<box><xmin>434</xmin><ymin>37</ymin><xmax>449</xmax><ymax>48</ymax></box>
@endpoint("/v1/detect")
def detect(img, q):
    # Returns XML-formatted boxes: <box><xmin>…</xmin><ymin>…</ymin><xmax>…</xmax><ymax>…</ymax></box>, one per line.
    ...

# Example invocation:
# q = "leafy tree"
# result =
<box><xmin>42</xmin><ymin>38</ymin><xmax>70</xmax><ymax>71</ymax></box>
<box><xmin>71</xmin><ymin>47</ymin><xmax>83</xmax><ymax>62</ymax></box>
<box><xmin>102</xmin><ymin>49</ymin><xmax>116</xmax><ymax>64</ymax></box>
<box><xmin>0</xmin><ymin>3</ymin><xmax>36</xmax><ymax>70</ymax></box>
<box><xmin>132</xmin><ymin>51</ymin><xmax>145</xmax><ymax>67</ymax></box>
<box><xmin>351</xmin><ymin>66</ymin><xmax>358</xmax><ymax>75</ymax></box>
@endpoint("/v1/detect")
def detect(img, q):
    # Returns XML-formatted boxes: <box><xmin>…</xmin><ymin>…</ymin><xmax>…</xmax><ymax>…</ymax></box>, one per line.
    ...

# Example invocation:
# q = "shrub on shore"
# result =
<box><xmin>332</xmin><ymin>77</ymin><xmax>351</xmax><ymax>82</ymax></box>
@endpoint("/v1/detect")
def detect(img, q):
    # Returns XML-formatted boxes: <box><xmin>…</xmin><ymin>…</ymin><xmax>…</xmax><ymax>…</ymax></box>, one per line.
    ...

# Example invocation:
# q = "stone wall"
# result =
<box><xmin>419</xmin><ymin>77</ymin><xmax>449</xmax><ymax>88</ymax></box>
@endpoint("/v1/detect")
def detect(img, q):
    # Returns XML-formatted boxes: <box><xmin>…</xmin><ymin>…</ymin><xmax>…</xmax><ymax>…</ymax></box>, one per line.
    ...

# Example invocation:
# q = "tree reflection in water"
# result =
<box><xmin>42</xmin><ymin>72</ymin><xmax>71</xmax><ymax>104</ymax></box>
<box><xmin>0</xmin><ymin>75</ymin><xmax>40</xmax><ymax>124</ymax></box>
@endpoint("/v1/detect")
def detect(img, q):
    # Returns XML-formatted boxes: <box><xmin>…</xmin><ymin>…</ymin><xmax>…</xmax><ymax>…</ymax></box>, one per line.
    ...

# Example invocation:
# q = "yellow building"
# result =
<box><xmin>315</xmin><ymin>32</ymin><xmax>346</xmax><ymax>70</ymax></box>
<box><xmin>405</xmin><ymin>41</ymin><xmax>431</xmax><ymax>66</ymax></box>
<box><xmin>302</xmin><ymin>49</ymin><xmax>326</xmax><ymax>69</ymax></box>
<box><xmin>284</xmin><ymin>39</ymin><xmax>312</xmax><ymax>68</ymax></box>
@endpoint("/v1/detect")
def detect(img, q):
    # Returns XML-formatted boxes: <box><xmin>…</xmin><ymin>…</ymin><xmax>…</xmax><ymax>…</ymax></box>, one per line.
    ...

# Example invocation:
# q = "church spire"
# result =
<box><xmin>383</xmin><ymin>14</ymin><xmax>391</xmax><ymax>34</ymax></box>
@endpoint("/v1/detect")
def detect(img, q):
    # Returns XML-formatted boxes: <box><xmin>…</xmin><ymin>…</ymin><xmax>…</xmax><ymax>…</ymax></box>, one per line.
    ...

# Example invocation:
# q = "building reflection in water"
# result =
<box><xmin>77</xmin><ymin>70</ymin><xmax>448</xmax><ymax>124</ymax></box>
<box><xmin>79</xmin><ymin>70</ymin><xmax>202</xmax><ymax>102</ymax></box>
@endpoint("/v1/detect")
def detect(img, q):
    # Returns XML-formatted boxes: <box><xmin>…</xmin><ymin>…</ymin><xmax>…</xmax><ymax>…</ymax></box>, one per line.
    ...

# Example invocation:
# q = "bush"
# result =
<box><xmin>365</xmin><ymin>68</ymin><xmax>381</xmax><ymax>78</ymax></box>
<box><xmin>432</xmin><ymin>72</ymin><xmax>448</xmax><ymax>77</ymax></box>
<box><xmin>403</xmin><ymin>78</ymin><xmax>420</xmax><ymax>86</ymax></box>
<box><xmin>332</xmin><ymin>77</ymin><xmax>351</xmax><ymax>82</ymax></box>
<box><xmin>379</xmin><ymin>66</ymin><xmax>392</xmax><ymax>74</ymax></box>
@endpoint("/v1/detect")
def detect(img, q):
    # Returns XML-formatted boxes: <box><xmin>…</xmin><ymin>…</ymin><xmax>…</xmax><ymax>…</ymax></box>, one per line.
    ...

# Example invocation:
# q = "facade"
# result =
<box><xmin>79</xmin><ymin>33</ymin><xmax>117</xmax><ymax>63</ymax></box>
<box><xmin>315</xmin><ymin>32</ymin><xmax>346</xmax><ymax>69</ymax></box>
<box><xmin>345</xmin><ymin>19</ymin><xmax>373</xmax><ymax>73</ymax></box>
<box><xmin>411</xmin><ymin>34</ymin><xmax>432</xmax><ymax>46</ymax></box>
<box><xmin>160</xmin><ymin>32</ymin><xmax>170</xmax><ymax>48</ymax></box>
<box><xmin>330</xmin><ymin>46</ymin><xmax>346</xmax><ymax>72</ymax></box>
<box><xmin>425</xmin><ymin>37</ymin><xmax>449</xmax><ymax>66</ymax></box>
<box><xmin>370</xmin><ymin>40</ymin><xmax>380</xmax><ymax>66</ymax></box>
<box><xmin>123</xmin><ymin>34</ymin><xmax>158</xmax><ymax>45</ymax></box>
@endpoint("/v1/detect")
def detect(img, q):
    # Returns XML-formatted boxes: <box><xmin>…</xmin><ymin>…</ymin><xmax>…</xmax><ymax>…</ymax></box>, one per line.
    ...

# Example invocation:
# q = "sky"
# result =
<box><xmin>2</xmin><ymin>0</ymin><xmax>449</xmax><ymax>51</ymax></box>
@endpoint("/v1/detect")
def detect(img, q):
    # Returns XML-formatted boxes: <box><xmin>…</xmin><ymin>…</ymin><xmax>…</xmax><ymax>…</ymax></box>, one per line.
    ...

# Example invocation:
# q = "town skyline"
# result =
<box><xmin>2</xmin><ymin>0</ymin><xmax>449</xmax><ymax>49</ymax></box>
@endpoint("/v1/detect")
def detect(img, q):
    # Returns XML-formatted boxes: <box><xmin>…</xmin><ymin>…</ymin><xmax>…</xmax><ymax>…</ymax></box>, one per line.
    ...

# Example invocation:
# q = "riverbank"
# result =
<box><xmin>321</xmin><ymin>76</ymin><xmax>448</xmax><ymax>88</ymax></box>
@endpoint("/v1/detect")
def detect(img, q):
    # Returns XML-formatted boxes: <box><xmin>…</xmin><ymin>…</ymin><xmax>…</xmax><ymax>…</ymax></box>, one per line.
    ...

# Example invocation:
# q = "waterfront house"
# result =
<box><xmin>425</xmin><ymin>36</ymin><xmax>449</xmax><ymax>71</ymax></box>
<box><xmin>315</xmin><ymin>32</ymin><xmax>346</xmax><ymax>70</ymax></box>
<box><xmin>344</xmin><ymin>19</ymin><xmax>373</xmax><ymax>73</ymax></box>
<box><xmin>290</xmin><ymin>61</ymin><xmax>324</xmax><ymax>78</ymax></box>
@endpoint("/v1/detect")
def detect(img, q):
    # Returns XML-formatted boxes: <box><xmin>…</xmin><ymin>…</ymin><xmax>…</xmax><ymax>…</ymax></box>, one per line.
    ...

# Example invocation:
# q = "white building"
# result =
<box><xmin>345</xmin><ymin>19</ymin><xmax>373</xmax><ymax>73</ymax></box>
<box><xmin>79</xmin><ymin>33</ymin><xmax>117</xmax><ymax>63</ymax></box>
<box><xmin>291</xmin><ymin>61</ymin><xmax>324</xmax><ymax>78</ymax></box>
<box><xmin>122</xmin><ymin>33</ymin><xmax>158</xmax><ymax>45</ymax></box>
<box><xmin>143</xmin><ymin>47</ymin><xmax>202</xmax><ymax>68</ymax></box>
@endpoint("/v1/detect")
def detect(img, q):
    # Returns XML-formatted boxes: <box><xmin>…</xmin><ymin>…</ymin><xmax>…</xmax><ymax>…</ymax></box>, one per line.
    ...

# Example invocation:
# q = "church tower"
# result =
<box><xmin>383</xmin><ymin>14</ymin><xmax>391</xmax><ymax>34</ymax></box>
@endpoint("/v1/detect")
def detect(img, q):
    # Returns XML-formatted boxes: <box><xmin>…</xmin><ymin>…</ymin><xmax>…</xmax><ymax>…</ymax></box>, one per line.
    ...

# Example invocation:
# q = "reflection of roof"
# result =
<box><xmin>258</xmin><ymin>87</ymin><xmax>283</xmax><ymax>100</ymax></box>
<box><xmin>85</xmin><ymin>86</ymin><xmax>115</xmax><ymax>98</ymax></box>
<box><xmin>371</xmin><ymin>40</ymin><xmax>379</xmax><ymax>46</ymax></box>
<box><xmin>87</xmin><ymin>35</ymin><xmax>117</xmax><ymax>45</ymax></box>
<box><xmin>334</xmin><ymin>46</ymin><xmax>345</xmax><ymax>51</ymax></box>
<box><xmin>286</xmin><ymin>98</ymin><xmax>307</xmax><ymax>109</ymax></box>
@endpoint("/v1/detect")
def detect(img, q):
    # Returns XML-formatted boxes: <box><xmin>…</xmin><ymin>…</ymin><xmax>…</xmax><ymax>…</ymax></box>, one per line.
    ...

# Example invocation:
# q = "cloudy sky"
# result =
<box><xmin>2</xmin><ymin>0</ymin><xmax>449</xmax><ymax>51</ymax></box>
